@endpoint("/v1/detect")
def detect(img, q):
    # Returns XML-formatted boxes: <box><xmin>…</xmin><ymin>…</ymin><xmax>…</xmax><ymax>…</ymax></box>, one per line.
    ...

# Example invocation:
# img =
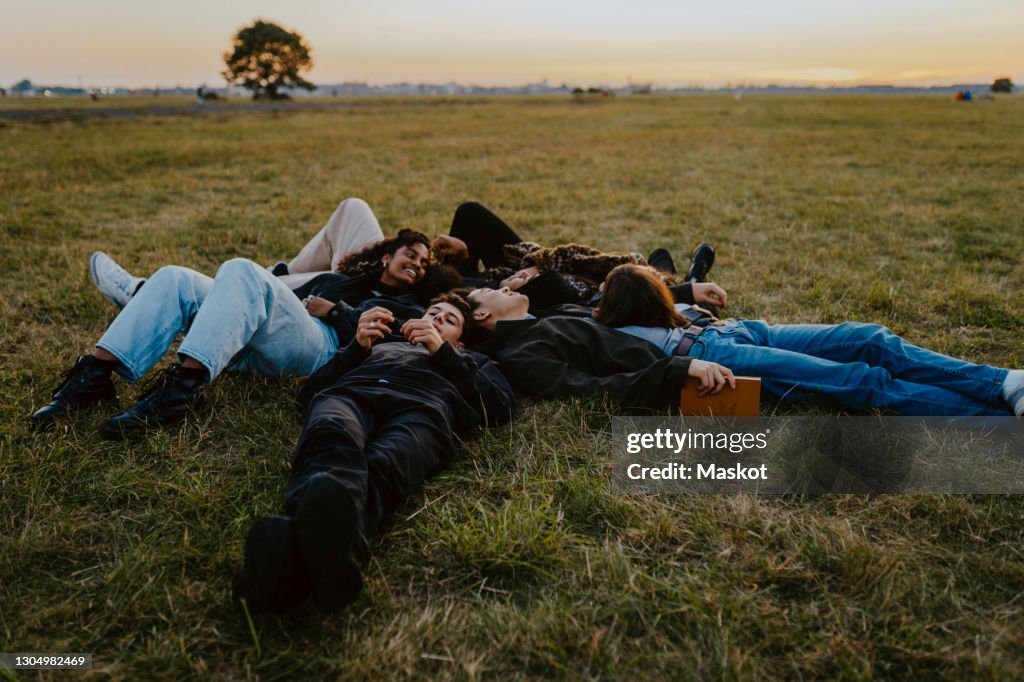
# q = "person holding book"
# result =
<box><xmin>468</xmin><ymin>265</ymin><xmax>1024</xmax><ymax>416</ymax></box>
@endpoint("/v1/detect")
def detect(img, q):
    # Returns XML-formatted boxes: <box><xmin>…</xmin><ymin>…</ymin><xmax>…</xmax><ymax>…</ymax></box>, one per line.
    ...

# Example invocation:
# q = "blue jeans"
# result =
<box><xmin>688</xmin><ymin>320</ymin><xmax>1011</xmax><ymax>416</ymax></box>
<box><xmin>96</xmin><ymin>258</ymin><xmax>339</xmax><ymax>382</ymax></box>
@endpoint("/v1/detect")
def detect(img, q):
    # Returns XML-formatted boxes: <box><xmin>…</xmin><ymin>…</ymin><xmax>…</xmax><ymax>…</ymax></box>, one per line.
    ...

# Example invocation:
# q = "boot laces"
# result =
<box><xmin>53</xmin><ymin>358</ymin><xmax>96</xmax><ymax>396</ymax></box>
<box><xmin>136</xmin><ymin>365</ymin><xmax>187</xmax><ymax>405</ymax></box>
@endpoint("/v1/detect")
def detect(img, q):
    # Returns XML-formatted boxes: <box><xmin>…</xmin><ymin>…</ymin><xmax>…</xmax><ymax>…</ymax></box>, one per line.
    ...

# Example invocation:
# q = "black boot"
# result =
<box><xmin>30</xmin><ymin>355</ymin><xmax>118</xmax><ymax>432</ymax></box>
<box><xmin>101</xmin><ymin>363</ymin><xmax>206</xmax><ymax>439</ymax></box>
<box><xmin>294</xmin><ymin>473</ymin><xmax>365</xmax><ymax>613</ymax></box>
<box><xmin>686</xmin><ymin>243</ymin><xmax>716</xmax><ymax>283</ymax></box>
<box><xmin>647</xmin><ymin>248</ymin><xmax>677</xmax><ymax>276</ymax></box>
<box><xmin>233</xmin><ymin>515</ymin><xmax>309</xmax><ymax>615</ymax></box>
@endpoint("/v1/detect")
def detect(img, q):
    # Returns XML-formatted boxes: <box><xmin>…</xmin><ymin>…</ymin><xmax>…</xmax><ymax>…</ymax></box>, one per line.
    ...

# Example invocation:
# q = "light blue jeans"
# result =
<box><xmin>685</xmin><ymin>320</ymin><xmax>1011</xmax><ymax>416</ymax></box>
<box><xmin>96</xmin><ymin>258</ymin><xmax>339</xmax><ymax>382</ymax></box>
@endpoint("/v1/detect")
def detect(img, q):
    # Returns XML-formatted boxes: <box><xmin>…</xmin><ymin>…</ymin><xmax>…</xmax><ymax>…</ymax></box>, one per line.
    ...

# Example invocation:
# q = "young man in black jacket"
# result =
<box><xmin>470</xmin><ymin>281</ymin><xmax>1024</xmax><ymax>417</ymax></box>
<box><xmin>468</xmin><ymin>286</ymin><xmax>734</xmax><ymax>408</ymax></box>
<box><xmin>233</xmin><ymin>293</ymin><xmax>516</xmax><ymax>615</ymax></box>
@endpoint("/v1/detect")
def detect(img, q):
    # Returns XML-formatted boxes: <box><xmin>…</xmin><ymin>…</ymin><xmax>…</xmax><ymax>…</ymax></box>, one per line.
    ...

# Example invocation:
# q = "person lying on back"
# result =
<box><xmin>468</xmin><ymin>266</ymin><xmax>1024</xmax><ymax>416</ymax></box>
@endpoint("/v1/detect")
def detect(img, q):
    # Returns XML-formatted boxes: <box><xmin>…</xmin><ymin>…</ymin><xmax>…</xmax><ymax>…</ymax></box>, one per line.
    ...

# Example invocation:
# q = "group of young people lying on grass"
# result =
<box><xmin>30</xmin><ymin>198</ymin><xmax>1024</xmax><ymax>615</ymax></box>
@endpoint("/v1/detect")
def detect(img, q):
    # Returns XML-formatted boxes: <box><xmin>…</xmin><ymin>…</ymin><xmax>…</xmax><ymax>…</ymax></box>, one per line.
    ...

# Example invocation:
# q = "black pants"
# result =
<box><xmin>449</xmin><ymin>202</ymin><xmax>523</xmax><ymax>277</ymax></box>
<box><xmin>284</xmin><ymin>388</ymin><xmax>451</xmax><ymax>541</ymax></box>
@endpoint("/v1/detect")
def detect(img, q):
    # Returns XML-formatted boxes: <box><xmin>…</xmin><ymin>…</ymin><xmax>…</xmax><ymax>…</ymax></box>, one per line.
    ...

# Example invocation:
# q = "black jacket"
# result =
<box><xmin>475</xmin><ymin>316</ymin><xmax>693</xmax><ymax>409</ymax></box>
<box><xmin>298</xmin><ymin>340</ymin><xmax>516</xmax><ymax>433</ymax></box>
<box><xmin>290</xmin><ymin>272</ymin><xmax>427</xmax><ymax>340</ymax></box>
<box><xmin>317</xmin><ymin>297</ymin><xmax>426</xmax><ymax>346</ymax></box>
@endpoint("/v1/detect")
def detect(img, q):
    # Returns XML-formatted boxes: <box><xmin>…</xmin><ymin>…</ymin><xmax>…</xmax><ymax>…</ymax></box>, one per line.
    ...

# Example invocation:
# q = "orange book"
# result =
<box><xmin>680</xmin><ymin>376</ymin><xmax>761</xmax><ymax>416</ymax></box>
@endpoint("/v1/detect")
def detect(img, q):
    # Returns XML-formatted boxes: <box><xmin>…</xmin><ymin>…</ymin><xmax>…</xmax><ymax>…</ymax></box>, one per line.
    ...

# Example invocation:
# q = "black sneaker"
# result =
<box><xmin>294</xmin><ymin>473</ymin><xmax>365</xmax><ymax>613</ymax></box>
<box><xmin>686</xmin><ymin>243</ymin><xmax>716</xmax><ymax>283</ymax></box>
<box><xmin>647</xmin><ymin>248</ymin><xmax>677</xmax><ymax>276</ymax></box>
<box><xmin>30</xmin><ymin>355</ymin><xmax>118</xmax><ymax>432</ymax></box>
<box><xmin>233</xmin><ymin>515</ymin><xmax>309</xmax><ymax>615</ymax></box>
<box><xmin>100</xmin><ymin>363</ymin><xmax>206</xmax><ymax>439</ymax></box>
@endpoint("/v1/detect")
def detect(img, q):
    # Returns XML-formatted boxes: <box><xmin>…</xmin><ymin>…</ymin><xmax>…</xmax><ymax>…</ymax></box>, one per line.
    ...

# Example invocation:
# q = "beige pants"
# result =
<box><xmin>278</xmin><ymin>197</ymin><xmax>385</xmax><ymax>288</ymax></box>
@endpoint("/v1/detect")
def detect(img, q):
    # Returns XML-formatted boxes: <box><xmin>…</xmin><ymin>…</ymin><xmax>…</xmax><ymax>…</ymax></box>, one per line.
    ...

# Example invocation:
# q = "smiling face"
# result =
<box><xmin>467</xmin><ymin>287</ymin><xmax>531</xmax><ymax>330</ymax></box>
<box><xmin>380</xmin><ymin>242</ymin><xmax>430</xmax><ymax>288</ymax></box>
<box><xmin>422</xmin><ymin>301</ymin><xmax>465</xmax><ymax>346</ymax></box>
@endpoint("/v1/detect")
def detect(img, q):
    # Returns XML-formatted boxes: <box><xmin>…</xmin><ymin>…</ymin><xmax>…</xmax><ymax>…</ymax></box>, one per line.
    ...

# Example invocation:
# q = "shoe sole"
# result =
<box><xmin>294</xmin><ymin>475</ymin><xmax>364</xmax><ymax>613</ymax></box>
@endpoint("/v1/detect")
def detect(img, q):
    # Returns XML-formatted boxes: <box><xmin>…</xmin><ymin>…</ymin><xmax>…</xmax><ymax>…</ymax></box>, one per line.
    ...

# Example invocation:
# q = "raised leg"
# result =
<box><xmin>449</xmin><ymin>201</ymin><xmax>524</xmax><ymax>276</ymax></box>
<box><xmin>281</xmin><ymin>197</ymin><xmax>385</xmax><ymax>287</ymax></box>
<box><xmin>177</xmin><ymin>258</ymin><xmax>338</xmax><ymax>381</ymax></box>
<box><xmin>95</xmin><ymin>265</ymin><xmax>213</xmax><ymax>382</ymax></box>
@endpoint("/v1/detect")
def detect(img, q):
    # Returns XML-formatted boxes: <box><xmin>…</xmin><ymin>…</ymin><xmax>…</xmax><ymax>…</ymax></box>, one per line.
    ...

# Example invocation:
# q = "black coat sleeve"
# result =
<box><xmin>499</xmin><ymin>341</ymin><xmax>692</xmax><ymax>410</ymax></box>
<box><xmin>668</xmin><ymin>282</ymin><xmax>695</xmax><ymax>305</ymax></box>
<box><xmin>321</xmin><ymin>300</ymin><xmax>359</xmax><ymax>343</ymax></box>
<box><xmin>296</xmin><ymin>341</ymin><xmax>371</xmax><ymax>412</ymax></box>
<box><xmin>429</xmin><ymin>343</ymin><xmax>516</xmax><ymax>427</ymax></box>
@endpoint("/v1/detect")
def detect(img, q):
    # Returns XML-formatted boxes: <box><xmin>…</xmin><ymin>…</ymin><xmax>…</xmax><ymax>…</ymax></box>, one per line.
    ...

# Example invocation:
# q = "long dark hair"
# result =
<box><xmin>334</xmin><ymin>228</ymin><xmax>431</xmax><ymax>278</ymax></box>
<box><xmin>594</xmin><ymin>264</ymin><xmax>689</xmax><ymax>329</ymax></box>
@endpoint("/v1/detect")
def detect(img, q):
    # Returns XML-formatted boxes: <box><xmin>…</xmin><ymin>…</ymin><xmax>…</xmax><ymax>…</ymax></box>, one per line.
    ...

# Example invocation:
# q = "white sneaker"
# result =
<box><xmin>89</xmin><ymin>251</ymin><xmax>146</xmax><ymax>309</ymax></box>
<box><xmin>1000</xmin><ymin>369</ymin><xmax>1024</xmax><ymax>417</ymax></box>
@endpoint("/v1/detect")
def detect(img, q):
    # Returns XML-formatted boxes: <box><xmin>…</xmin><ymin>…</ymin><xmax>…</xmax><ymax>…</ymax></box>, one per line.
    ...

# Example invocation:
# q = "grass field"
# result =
<box><xmin>1</xmin><ymin>95</ymin><xmax>1023</xmax><ymax>680</ymax></box>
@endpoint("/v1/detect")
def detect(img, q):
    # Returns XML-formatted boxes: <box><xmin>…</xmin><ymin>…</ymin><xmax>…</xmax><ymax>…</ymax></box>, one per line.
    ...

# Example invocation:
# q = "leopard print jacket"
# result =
<box><xmin>481</xmin><ymin>242</ymin><xmax>677</xmax><ymax>301</ymax></box>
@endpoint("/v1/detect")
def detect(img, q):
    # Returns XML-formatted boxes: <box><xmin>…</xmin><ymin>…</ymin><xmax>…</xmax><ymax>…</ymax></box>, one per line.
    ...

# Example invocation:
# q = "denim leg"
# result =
<box><xmin>96</xmin><ymin>266</ymin><xmax>213</xmax><ymax>382</ymax></box>
<box><xmin>690</xmin><ymin>326</ymin><xmax>1011</xmax><ymax>416</ymax></box>
<box><xmin>177</xmin><ymin>258</ymin><xmax>340</xmax><ymax>380</ymax></box>
<box><xmin>740</xmin><ymin>321</ymin><xmax>1008</xmax><ymax>405</ymax></box>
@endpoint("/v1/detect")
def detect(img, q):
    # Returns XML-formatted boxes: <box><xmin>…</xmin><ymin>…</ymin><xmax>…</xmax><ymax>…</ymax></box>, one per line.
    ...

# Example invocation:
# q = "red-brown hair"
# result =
<box><xmin>594</xmin><ymin>264</ymin><xmax>689</xmax><ymax>329</ymax></box>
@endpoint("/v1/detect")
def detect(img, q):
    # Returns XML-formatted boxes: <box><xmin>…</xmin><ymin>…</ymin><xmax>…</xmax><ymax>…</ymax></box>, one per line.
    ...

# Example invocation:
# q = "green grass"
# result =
<box><xmin>1</xmin><ymin>95</ymin><xmax>1023</xmax><ymax>679</ymax></box>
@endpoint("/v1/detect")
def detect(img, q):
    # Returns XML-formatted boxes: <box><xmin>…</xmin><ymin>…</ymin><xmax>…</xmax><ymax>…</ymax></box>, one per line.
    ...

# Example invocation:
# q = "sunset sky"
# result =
<box><xmin>3</xmin><ymin>0</ymin><xmax>1021</xmax><ymax>88</ymax></box>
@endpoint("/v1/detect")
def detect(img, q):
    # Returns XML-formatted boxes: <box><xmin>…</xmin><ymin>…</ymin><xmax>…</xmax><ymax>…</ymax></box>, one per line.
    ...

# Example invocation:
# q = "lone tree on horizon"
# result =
<box><xmin>991</xmin><ymin>77</ymin><xmax>1014</xmax><ymax>94</ymax></box>
<box><xmin>222</xmin><ymin>19</ymin><xmax>314</xmax><ymax>100</ymax></box>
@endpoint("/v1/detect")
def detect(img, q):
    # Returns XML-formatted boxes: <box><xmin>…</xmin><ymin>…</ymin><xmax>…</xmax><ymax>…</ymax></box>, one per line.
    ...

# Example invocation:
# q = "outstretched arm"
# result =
<box><xmin>499</xmin><ymin>340</ymin><xmax>693</xmax><ymax>409</ymax></box>
<box><xmin>497</xmin><ymin>341</ymin><xmax>734</xmax><ymax>408</ymax></box>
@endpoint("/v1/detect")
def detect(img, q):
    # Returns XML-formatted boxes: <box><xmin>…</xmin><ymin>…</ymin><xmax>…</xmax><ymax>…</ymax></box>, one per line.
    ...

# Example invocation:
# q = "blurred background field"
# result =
<box><xmin>1</xmin><ymin>95</ymin><xmax>1022</xmax><ymax>679</ymax></box>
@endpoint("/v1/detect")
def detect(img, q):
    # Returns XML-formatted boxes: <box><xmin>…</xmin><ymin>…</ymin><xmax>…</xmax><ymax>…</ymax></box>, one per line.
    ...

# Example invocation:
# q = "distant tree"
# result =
<box><xmin>222</xmin><ymin>20</ymin><xmax>314</xmax><ymax>100</ymax></box>
<box><xmin>991</xmin><ymin>77</ymin><xmax>1014</xmax><ymax>94</ymax></box>
<box><xmin>12</xmin><ymin>79</ymin><xmax>34</xmax><ymax>94</ymax></box>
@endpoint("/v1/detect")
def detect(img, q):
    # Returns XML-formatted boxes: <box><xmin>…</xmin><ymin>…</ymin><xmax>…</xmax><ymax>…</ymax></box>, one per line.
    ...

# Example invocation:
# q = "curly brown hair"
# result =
<box><xmin>593</xmin><ymin>264</ymin><xmax>690</xmax><ymax>329</ymax></box>
<box><xmin>334</xmin><ymin>229</ymin><xmax>431</xmax><ymax>278</ymax></box>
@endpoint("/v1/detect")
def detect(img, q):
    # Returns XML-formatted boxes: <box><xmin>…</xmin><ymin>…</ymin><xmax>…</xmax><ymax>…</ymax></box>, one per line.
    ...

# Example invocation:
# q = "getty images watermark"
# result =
<box><xmin>611</xmin><ymin>416</ymin><xmax>1024</xmax><ymax>494</ymax></box>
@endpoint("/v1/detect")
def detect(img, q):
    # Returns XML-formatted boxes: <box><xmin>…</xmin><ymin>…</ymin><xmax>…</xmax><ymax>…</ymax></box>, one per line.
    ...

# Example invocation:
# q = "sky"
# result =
<box><xmin>2</xmin><ymin>0</ymin><xmax>1021</xmax><ymax>88</ymax></box>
